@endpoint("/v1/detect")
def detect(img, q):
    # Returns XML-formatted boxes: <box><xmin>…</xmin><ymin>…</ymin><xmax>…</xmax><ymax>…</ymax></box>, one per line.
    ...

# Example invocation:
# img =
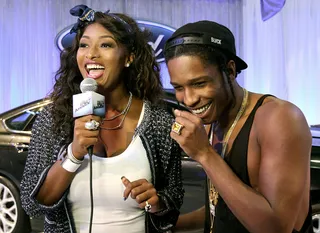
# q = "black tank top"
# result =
<box><xmin>204</xmin><ymin>95</ymin><xmax>313</xmax><ymax>233</ymax></box>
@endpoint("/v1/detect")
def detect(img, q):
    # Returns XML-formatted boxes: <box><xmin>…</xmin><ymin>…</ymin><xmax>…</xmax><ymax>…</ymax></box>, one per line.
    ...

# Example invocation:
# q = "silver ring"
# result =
<box><xmin>145</xmin><ymin>201</ymin><xmax>151</xmax><ymax>212</ymax></box>
<box><xmin>85</xmin><ymin>120</ymin><xmax>100</xmax><ymax>130</ymax></box>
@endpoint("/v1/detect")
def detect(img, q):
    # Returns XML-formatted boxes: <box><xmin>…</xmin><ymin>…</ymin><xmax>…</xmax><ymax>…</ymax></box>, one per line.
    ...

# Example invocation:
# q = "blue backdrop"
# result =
<box><xmin>0</xmin><ymin>0</ymin><xmax>319</xmax><ymax>125</ymax></box>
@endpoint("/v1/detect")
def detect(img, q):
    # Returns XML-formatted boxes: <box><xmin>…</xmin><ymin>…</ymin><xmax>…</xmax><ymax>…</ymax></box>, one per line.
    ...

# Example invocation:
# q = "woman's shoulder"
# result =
<box><xmin>145</xmin><ymin>101</ymin><xmax>174</xmax><ymax>123</ymax></box>
<box><xmin>30</xmin><ymin>102</ymin><xmax>55</xmax><ymax>133</ymax></box>
<box><xmin>36</xmin><ymin>102</ymin><xmax>54</xmax><ymax>121</ymax></box>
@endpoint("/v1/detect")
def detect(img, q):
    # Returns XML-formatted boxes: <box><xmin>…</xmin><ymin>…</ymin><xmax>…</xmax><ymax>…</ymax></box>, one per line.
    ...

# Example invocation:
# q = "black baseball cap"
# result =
<box><xmin>165</xmin><ymin>20</ymin><xmax>248</xmax><ymax>71</ymax></box>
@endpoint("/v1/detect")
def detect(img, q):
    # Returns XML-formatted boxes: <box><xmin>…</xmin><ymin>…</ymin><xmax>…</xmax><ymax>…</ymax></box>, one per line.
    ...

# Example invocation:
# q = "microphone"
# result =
<box><xmin>73</xmin><ymin>78</ymin><xmax>105</xmax><ymax>155</ymax></box>
<box><xmin>72</xmin><ymin>78</ymin><xmax>103</xmax><ymax>233</ymax></box>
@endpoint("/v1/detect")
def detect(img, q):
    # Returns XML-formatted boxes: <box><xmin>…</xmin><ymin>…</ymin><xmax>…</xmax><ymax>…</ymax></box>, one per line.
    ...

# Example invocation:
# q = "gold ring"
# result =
<box><xmin>172</xmin><ymin>122</ymin><xmax>184</xmax><ymax>135</ymax></box>
<box><xmin>145</xmin><ymin>201</ymin><xmax>151</xmax><ymax>212</ymax></box>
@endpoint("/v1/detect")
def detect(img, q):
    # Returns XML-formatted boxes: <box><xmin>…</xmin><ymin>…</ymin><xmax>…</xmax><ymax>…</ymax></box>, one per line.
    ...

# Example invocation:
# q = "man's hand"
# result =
<box><xmin>170</xmin><ymin>109</ymin><xmax>213</xmax><ymax>162</ymax></box>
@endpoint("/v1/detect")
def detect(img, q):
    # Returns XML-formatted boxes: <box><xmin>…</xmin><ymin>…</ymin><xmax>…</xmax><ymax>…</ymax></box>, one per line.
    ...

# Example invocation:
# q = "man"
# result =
<box><xmin>164</xmin><ymin>20</ymin><xmax>313</xmax><ymax>233</ymax></box>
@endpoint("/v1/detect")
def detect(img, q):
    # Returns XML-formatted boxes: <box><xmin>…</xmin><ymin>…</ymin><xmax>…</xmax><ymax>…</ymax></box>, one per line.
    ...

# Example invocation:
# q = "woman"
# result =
<box><xmin>20</xmin><ymin>5</ymin><xmax>184</xmax><ymax>233</ymax></box>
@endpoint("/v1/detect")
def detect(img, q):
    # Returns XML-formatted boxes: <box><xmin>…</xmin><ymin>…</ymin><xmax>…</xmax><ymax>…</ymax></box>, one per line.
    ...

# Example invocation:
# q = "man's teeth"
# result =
<box><xmin>86</xmin><ymin>64</ymin><xmax>105</xmax><ymax>70</ymax></box>
<box><xmin>191</xmin><ymin>103</ymin><xmax>211</xmax><ymax>114</ymax></box>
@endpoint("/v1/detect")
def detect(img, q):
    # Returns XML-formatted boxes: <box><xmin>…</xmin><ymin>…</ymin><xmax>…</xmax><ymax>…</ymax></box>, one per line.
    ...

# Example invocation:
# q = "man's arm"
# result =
<box><xmin>174</xmin><ymin>206</ymin><xmax>205</xmax><ymax>232</ymax></box>
<box><xmin>199</xmin><ymin>101</ymin><xmax>311</xmax><ymax>233</ymax></box>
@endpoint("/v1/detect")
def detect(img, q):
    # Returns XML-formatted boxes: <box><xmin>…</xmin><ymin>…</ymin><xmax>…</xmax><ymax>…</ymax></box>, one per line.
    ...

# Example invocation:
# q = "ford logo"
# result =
<box><xmin>55</xmin><ymin>20</ymin><xmax>176</xmax><ymax>63</ymax></box>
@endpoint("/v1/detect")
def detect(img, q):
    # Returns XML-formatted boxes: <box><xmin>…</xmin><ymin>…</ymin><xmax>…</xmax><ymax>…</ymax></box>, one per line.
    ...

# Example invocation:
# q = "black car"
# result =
<box><xmin>0</xmin><ymin>92</ymin><xmax>319</xmax><ymax>233</ymax></box>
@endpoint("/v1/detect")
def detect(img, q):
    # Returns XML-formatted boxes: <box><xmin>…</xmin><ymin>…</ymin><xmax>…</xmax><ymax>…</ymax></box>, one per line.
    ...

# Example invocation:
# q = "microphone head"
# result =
<box><xmin>80</xmin><ymin>78</ymin><xmax>98</xmax><ymax>93</ymax></box>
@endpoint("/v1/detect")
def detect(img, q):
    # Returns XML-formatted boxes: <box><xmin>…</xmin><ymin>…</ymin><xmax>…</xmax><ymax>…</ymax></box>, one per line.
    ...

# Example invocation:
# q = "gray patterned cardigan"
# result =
<box><xmin>20</xmin><ymin>101</ymin><xmax>184</xmax><ymax>233</ymax></box>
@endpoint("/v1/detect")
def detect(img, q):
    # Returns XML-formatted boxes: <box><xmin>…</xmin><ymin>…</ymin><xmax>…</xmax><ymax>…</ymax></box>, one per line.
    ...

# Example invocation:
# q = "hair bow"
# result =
<box><xmin>69</xmin><ymin>5</ymin><xmax>133</xmax><ymax>35</ymax></box>
<box><xmin>104</xmin><ymin>10</ymin><xmax>133</xmax><ymax>34</ymax></box>
<box><xmin>70</xmin><ymin>5</ymin><xmax>95</xmax><ymax>34</ymax></box>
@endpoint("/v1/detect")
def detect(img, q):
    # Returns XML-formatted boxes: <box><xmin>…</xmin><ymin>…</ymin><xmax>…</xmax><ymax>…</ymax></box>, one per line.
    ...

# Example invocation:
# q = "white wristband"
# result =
<box><xmin>61</xmin><ymin>157</ymin><xmax>82</xmax><ymax>173</ymax></box>
<box><xmin>67</xmin><ymin>143</ymin><xmax>83</xmax><ymax>164</ymax></box>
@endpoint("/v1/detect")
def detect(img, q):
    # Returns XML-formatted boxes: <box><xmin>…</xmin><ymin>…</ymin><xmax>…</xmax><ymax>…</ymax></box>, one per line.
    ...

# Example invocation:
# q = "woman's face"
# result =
<box><xmin>76</xmin><ymin>23</ymin><xmax>129</xmax><ymax>92</ymax></box>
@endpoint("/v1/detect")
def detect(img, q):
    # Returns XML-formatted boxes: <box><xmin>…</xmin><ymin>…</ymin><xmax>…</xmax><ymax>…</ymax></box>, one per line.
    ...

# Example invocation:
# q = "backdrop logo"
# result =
<box><xmin>55</xmin><ymin>20</ymin><xmax>175</xmax><ymax>63</ymax></box>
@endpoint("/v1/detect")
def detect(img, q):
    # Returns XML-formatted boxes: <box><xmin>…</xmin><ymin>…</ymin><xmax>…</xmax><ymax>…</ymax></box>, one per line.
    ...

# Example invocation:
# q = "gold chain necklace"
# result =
<box><xmin>208</xmin><ymin>88</ymin><xmax>248</xmax><ymax>231</ymax></box>
<box><xmin>221</xmin><ymin>88</ymin><xmax>248</xmax><ymax>158</ymax></box>
<box><xmin>100</xmin><ymin>92</ymin><xmax>133</xmax><ymax>130</ymax></box>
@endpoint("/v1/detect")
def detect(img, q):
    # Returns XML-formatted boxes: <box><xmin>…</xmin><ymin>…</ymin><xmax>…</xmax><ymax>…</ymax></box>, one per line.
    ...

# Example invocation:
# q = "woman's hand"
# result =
<box><xmin>72</xmin><ymin>115</ymin><xmax>102</xmax><ymax>160</ymax></box>
<box><xmin>121</xmin><ymin>176</ymin><xmax>164</xmax><ymax>213</ymax></box>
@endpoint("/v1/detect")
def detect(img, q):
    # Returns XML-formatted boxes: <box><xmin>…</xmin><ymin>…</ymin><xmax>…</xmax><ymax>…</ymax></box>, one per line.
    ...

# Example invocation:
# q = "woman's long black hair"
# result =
<box><xmin>49</xmin><ymin>11</ymin><xmax>163</xmax><ymax>142</ymax></box>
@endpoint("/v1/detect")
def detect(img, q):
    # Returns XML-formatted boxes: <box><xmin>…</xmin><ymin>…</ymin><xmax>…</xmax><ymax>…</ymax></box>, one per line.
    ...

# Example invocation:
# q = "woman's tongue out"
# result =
<box><xmin>88</xmin><ymin>69</ymin><xmax>104</xmax><ymax>79</ymax></box>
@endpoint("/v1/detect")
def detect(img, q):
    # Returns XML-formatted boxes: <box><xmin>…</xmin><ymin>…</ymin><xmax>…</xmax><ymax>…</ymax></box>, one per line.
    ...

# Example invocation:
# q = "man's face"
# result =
<box><xmin>167</xmin><ymin>55</ymin><xmax>230</xmax><ymax>124</ymax></box>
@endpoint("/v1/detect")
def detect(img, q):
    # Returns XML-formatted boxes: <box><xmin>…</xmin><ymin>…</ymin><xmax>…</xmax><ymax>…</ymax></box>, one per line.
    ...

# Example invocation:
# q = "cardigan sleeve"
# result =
<box><xmin>20</xmin><ymin>105</ymin><xmax>68</xmax><ymax>217</ymax></box>
<box><xmin>147</xmin><ymin>106</ymin><xmax>185</xmax><ymax>232</ymax></box>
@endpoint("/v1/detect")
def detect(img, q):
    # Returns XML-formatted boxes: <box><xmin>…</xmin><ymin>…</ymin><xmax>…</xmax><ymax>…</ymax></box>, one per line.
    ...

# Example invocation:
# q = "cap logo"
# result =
<box><xmin>211</xmin><ymin>37</ymin><xmax>221</xmax><ymax>45</ymax></box>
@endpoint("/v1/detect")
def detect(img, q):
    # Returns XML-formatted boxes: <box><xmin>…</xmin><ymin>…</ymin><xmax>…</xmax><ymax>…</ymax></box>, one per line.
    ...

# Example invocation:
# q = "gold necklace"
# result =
<box><xmin>100</xmin><ymin>92</ymin><xmax>133</xmax><ymax>130</ymax></box>
<box><xmin>208</xmin><ymin>88</ymin><xmax>248</xmax><ymax>231</ymax></box>
<box><xmin>221</xmin><ymin>88</ymin><xmax>248</xmax><ymax>158</ymax></box>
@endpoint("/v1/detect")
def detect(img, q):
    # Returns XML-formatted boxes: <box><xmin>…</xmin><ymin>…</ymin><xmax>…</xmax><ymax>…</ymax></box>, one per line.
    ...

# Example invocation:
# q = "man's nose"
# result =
<box><xmin>183</xmin><ymin>89</ymin><xmax>199</xmax><ymax>107</ymax></box>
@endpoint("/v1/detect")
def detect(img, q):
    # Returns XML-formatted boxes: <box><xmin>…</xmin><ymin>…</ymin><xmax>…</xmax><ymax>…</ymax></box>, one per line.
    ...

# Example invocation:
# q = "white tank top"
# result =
<box><xmin>68</xmin><ymin>103</ymin><xmax>151</xmax><ymax>233</ymax></box>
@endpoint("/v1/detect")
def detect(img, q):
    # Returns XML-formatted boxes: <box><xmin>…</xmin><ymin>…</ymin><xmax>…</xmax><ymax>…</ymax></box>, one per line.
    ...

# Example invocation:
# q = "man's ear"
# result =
<box><xmin>226</xmin><ymin>60</ymin><xmax>236</xmax><ymax>80</ymax></box>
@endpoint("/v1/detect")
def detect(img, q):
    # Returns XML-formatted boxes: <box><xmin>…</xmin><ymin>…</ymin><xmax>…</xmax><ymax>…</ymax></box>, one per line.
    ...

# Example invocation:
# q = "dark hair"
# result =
<box><xmin>49</xmin><ymin>11</ymin><xmax>162</xmax><ymax>141</ymax></box>
<box><xmin>164</xmin><ymin>44</ymin><xmax>236</xmax><ymax>129</ymax></box>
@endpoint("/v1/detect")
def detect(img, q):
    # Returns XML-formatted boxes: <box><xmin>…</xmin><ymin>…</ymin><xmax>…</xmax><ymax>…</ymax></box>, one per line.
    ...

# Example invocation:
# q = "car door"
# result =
<box><xmin>180</xmin><ymin>153</ymin><xmax>206</xmax><ymax>214</ymax></box>
<box><xmin>0</xmin><ymin>105</ymin><xmax>43</xmax><ymax>184</ymax></box>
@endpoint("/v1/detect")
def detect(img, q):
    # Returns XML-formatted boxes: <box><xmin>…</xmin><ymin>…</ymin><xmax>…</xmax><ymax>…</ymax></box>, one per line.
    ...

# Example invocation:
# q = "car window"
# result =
<box><xmin>5</xmin><ymin>108</ymin><xmax>42</xmax><ymax>131</ymax></box>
